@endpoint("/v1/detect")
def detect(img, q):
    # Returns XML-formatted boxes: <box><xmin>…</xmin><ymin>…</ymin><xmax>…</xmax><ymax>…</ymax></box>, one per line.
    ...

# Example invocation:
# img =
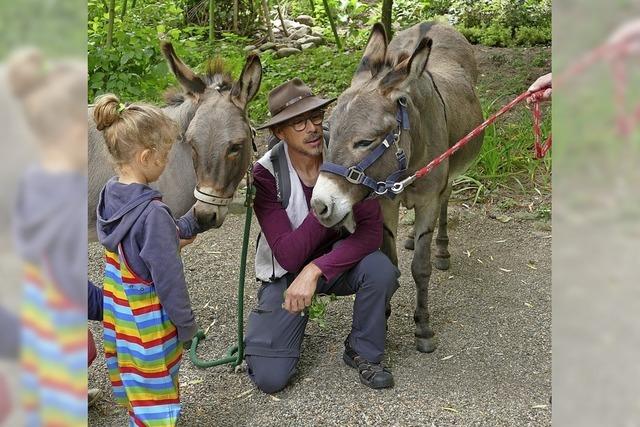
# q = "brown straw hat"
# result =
<box><xmin>256</xmin><ymin>78</ymin><xmax>335</xmax><ymax>130</ymax></box>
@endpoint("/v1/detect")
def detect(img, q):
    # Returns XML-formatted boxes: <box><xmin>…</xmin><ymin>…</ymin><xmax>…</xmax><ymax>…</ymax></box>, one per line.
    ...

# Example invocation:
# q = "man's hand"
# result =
<box><xmin>179</xmin><ymin>236</ymin><xmax>196</xmax><ymax>251</ymax></box>
<box><xmin>283</xmin><ymin>263</ymin><xmax>323</xmax><ymax>314</ymax></box>
<box><xmin>527</xmin><ymin>72</ymin><xmax>552</xmax><ymax>103</ymax></box>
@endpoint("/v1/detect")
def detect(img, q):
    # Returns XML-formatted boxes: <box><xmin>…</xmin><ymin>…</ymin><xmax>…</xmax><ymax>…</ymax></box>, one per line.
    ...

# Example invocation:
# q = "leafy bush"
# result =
<box><xmin>514</xmin><ymin>26</ymin><xmax>552</xmax><ymax>46</ymax></box>
<box><xmin>430</xmin><ymin>0</ymin><xmax>551</xmax><ymax>47</ymax></box>
<box><xmin>87</xmin><ymin>0</ymin><xmax>249</xmax><ymax>103</ymax></box>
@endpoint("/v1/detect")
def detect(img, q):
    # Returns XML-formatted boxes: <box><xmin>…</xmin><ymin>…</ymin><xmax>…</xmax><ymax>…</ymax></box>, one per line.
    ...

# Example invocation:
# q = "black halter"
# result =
<box><xmin>319</xmin><ymin>98</ymin><xmax>410</xmax><ymax>197</ymax></box>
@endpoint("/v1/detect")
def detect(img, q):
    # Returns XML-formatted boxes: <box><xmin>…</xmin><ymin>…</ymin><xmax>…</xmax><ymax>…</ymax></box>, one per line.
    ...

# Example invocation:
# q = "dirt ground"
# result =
<box><xmin>87</xmin><ymin>44</ymin><xmax>551</xmax><ymax>426</ymax></box>
<box><xmin>88</xmin><ymin>196</ymin><xmax>551</xmax><ymax>427</ymax></box>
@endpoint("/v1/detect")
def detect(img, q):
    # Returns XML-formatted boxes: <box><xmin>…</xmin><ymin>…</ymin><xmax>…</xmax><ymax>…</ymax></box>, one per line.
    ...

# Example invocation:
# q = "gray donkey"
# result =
<box><xmin>311</xmin><ymin>23</ymin><xmax>484</xmax><ymax>353</ymax></box>
<box><xmin>88</xmin><ymin>42</ymin><xmax>262</xmax><ymax>240</ymax></box>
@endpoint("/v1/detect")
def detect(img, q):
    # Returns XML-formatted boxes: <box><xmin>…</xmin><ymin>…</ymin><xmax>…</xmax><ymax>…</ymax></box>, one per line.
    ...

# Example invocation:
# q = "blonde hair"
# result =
<box><xmin>93</xmin><ymin>93</ymin><xmax>178</xmax><ymax>166</ymax></box>
<box><xmin>7</xmin><ymin>48</ymin><xmax>86</xmax><ymax>141</ymax></box>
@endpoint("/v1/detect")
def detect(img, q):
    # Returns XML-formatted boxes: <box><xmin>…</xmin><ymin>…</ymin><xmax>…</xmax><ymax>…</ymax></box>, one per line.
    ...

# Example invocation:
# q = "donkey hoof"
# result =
<box><xmin>403</xmin><ymin>238</ymin><xmax>415</xmax><ymax>251</ymax></box>
<box><xmin>434</xmin><ymin>256</ymin><xmax>450</xmax><ymax>271</ymax></box>
<box><xmin>416</xmin><ymin>336</ymin><xmax>437</xmax><ymax>353</ymax></box>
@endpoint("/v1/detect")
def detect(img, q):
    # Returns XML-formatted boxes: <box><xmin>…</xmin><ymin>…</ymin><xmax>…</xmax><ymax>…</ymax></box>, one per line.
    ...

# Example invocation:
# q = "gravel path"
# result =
<box><xmin>88</xmin><ymin>199</ymin><xmax>551</xmax><ymax>426</ymax></box>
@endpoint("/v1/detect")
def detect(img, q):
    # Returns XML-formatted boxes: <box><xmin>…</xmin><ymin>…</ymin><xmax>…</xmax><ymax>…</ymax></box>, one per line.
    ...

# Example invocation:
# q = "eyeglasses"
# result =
<box><xmin>288</xmin><ymin>110</ymin><xmax>325</xmax><ymax>132</ymax></box>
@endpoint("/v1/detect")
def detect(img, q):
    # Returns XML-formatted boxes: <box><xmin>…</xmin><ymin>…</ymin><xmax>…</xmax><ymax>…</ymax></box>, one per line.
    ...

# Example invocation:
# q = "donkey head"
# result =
<box><xmin>161</xmin><ymin>42</ymin><xmax>262</xmax><ymax>230</ymax></box>
<box><xmin>311</xmin><ymin>23</ymin><xmax>432</xmax><ymax>230</ymax></box>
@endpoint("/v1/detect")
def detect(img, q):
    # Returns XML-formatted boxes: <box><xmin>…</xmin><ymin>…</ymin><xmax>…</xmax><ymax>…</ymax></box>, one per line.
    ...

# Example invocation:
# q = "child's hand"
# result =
<box><xmin>179</xmin><ymin>237</ymin><xmax>196</xmax><ymax>250</ymax></box>
<box><xmin>182</xmin><ymin>339</ymin><xmax>192</xmax><ymax>350</ymax></box>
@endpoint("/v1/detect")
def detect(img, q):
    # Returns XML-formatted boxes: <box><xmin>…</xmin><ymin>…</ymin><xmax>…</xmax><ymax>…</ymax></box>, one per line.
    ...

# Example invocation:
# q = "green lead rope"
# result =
<box><xmin>189</xmin><ymin>170</ymin><xmax>256</xmax><ymax>369</ymax></box>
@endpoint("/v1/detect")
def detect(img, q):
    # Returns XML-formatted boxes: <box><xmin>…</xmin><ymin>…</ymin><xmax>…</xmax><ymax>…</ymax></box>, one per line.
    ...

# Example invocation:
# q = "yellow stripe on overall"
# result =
<box><xmin>103</xmin><ymin>246</ymin><xmax>182</xmax><ymax>427</ymax></box>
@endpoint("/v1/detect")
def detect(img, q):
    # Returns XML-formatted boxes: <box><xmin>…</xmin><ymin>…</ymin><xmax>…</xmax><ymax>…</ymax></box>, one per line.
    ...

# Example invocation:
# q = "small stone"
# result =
<box><xmin>243</xmin><ymin>45</ymin><xmax>256</xmax><ymax>52</ymax></box>
<box><xmin>296</xmin><ymin>15</ymin><xmax>314</xmax><ymax>26</ymax></box>
<box><xmin>275</xmin><ymin>47</ymin><xmax>301</xmax><ymax>58</ymax></box>
<box><xmin>283</xmin><ymin>19</ymin><xmax>301</xmax><ymax>29</ymax></box>
<box><xmin>302</xmin><ymin>36</ymin><xmax>324</xmax><ymax>45</ymax></box>
<box><xmin>300</xmin><ymin>42</ymin><xmax>315</xmax><ymax>50</ymax></box>
<box><xmin>311</xmin><ymin>27</ymin><xmax>324</xmax><ymax>38</ymax></box>
<box><xmin>290</xmin><ymin>26</ymin><xmax>311</xmax><ymax>40</ymax></box>
<box><xmin>259</xmin><ymin>42</ymin><xmax>276</xmax><ymax>51</ymax></box>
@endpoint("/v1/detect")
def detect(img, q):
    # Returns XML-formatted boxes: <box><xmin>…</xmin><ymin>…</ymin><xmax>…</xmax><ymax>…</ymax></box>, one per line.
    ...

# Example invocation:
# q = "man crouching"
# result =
<box><xmin>245</xmin><ymin>78</ymin><xmax>399</xmax><ymax>392</ymax></box>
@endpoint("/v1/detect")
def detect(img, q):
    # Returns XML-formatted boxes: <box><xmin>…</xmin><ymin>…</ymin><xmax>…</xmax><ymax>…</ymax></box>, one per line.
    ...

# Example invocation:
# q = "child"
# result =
<box><xmin>93</xmin><ymin>93</ymin><xmax>199</xmax><ymax>426</ymax></box>
<box><xmin>7</xmin><ymin>49</ymin><xmax>88</xmax><ymax>425</ymax></box>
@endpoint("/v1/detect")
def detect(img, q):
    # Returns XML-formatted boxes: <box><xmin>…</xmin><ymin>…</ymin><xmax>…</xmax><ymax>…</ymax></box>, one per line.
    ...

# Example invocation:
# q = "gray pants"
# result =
<box><xmin>245</xmin><ymin>251</ymin><xmax>399</xmax><ymax>393</ymax></box>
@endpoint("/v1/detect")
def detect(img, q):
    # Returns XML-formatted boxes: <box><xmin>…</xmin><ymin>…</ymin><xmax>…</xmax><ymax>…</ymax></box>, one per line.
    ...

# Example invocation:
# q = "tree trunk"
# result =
<box><xmin>233</xmin><ymin>0</ymin><xmax>239</xmax><ymax>33</ymax></box>
<box><xmin>106</xmin><ymin>0</ymin><xmax>116</xmax><ymax>48</ymax></box>
<box><xmin>381</xmin><ymin>0</ymin><xmax>393</xmax><ymax>40</ymax></box>
<box><xmin>209</xmin><ymin>0</ymin><xmax>215</xmax><ymax>41</ymax></box>
<box><xmin>322</xmin><ymin>0</ymin><xmax>342</xmax><ymax>50</ymax></box>
<box><xmin>261</xmin><ymin>0</ymin><xmax>274</xmax><ymax>42</ymax></box>
<box><xmin>120</xmin><ymin>0</ymin><xmax>128</xmax><ymax>20</ymax></box>
<box><xmin>276</xmin><ymin>1</ymin><xmax>288</xmax><ymax>37</ymax></box>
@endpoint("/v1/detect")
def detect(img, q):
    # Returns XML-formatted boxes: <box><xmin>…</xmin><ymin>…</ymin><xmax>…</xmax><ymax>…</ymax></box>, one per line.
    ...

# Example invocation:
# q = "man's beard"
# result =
<box><xmin>292</xmin><ymin>132</ymin><xmax>323</xmax><ymax>157</ymax></box>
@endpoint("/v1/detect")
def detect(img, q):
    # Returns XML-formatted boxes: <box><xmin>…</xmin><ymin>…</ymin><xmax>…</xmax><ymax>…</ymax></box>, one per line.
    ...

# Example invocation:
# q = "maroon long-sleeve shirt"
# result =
<box><xmin>253</xmin><ymin>162</ymin><xmax>383</xmax><ymax>282</ymax></box>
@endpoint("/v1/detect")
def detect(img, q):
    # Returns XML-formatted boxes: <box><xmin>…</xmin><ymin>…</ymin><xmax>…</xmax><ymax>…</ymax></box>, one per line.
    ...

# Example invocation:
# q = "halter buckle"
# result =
<box><xmin>390</xmin><ymin>183</ymin><xmax>404</xmax><ymax>194</ymax></box>
<box><xmin>375</xmin><ymin>182</ymin><xmax>388</xmax><ymax>195</ymax></box>
<box><xmin>346</xmin><ymin>167</ymin><xmax>365</xmax><ymax>184</ymax></box>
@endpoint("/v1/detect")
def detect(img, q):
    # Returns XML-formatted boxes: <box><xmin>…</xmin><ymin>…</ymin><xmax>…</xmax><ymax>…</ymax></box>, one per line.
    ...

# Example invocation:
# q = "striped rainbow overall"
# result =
<box><xmin>21</xmin><ymin>262</ymin><xmax>86</xmax><ymax>426</ymax></box>
<box><xmin>103</xmin><ymin>246</ymin><xmax>183</xmax><ymax>427</ymax></box>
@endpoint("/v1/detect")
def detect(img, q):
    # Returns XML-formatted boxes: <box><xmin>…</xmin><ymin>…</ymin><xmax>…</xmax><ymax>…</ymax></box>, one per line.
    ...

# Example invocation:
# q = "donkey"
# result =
<box><xmin>311</xmin><ymin>22</ymin><xmax>484</xmax><ymax>353</ymax></box>
<box><xmin>88</xmin><ymin>42</ymin><xmax>262</xmax><ymax>240</ymax></box>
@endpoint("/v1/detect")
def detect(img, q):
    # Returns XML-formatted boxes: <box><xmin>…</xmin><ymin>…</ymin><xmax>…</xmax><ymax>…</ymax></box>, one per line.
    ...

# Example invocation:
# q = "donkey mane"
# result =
<box><xmin>203</xmin><ymin>57</ymin><xmax>233</xmax><ymax>89</ymax></box>
<box><xmin>163</xmin><ymin>56</ymin><xmax>234</xmax><ymax>106</ymax></box>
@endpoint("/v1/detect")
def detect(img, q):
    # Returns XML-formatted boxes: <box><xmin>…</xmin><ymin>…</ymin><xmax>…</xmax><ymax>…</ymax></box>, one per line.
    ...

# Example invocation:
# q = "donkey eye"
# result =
<box><xmin>354</xmin><ymin>139</ymin><xmax>374</xmax><ymax>149</ymax></box>
<box><xmin>228</xmin><ymin>144</ymin><xmax>243</xmax><ymax>156</ymax></box>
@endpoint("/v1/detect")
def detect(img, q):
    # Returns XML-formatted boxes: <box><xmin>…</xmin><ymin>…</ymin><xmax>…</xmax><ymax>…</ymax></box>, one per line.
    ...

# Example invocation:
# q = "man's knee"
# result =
<box><xmin>246</xmin><ymin>355</ymin><xmax>297</xmax><ymax>394</ymax></box>
<box><xmin>359</xmin><ymin>251</ymin><xmax>400</xmax><ymax>293</ymax></box>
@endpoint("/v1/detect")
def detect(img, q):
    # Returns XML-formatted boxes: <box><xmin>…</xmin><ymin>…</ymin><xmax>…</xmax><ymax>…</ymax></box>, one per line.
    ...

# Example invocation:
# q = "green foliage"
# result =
<box><xmin>306</xmin><ymin>294</ymin><xmax>338</xmax><ymax>329</ymax></box>
<box><xmin>248</xmin><ymin>45</ymin><xmax>360</xmax><ymax>123</ymax></box>
<box><xmin>463</xmin><ymin>106</ymin><xmax>551</xmax><ymax>193</ymax></box>
<box><xmin>0</xmin><ymin>0</ymin><xmax>86</xmax><ymax>58</ymax></box>
<box><xmin>443</xmin><ymin>0</ymin><xmax>551</xmax><ymax>47</ymax></box>
<box><xmin>182</xmin><ymin>0</ymin><xmax>262</xmax><ymax>36</ymax></box>
<box><xmin>87</xmin><ymin>0</ymin><xmax>249</xmax><ymax>103</ymax></box>
<box><xmin>88</xmin><ymin>0</ymin><xmax>552</xmax><ymax>196</ymax></box>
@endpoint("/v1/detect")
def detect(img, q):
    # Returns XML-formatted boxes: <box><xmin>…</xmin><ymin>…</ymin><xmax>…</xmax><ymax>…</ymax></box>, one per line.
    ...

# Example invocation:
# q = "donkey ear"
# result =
<box><xmin>161</xmin><ymin>41</ymin><xmax>207</xmax><ymax>95</ymax></box>
<box><xmin>379</xmin><ymin>37</ymin><xmax>433</xmax><ymax>94</ymax></box>
<box><xmin>352</xmin><ymin>23</ymin><xmax>388</xmax><ymax>86</ymax></box>
<box><xmin>231</xmin><ymin>54</ymin><xmax>262</xmax><ymax>110</ymax></box>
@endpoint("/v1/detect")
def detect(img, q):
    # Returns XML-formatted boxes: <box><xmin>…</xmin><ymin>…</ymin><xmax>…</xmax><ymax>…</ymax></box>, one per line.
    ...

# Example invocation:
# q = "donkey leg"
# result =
<box><xmin>403</xmin><ymin>224</ymin><xmax>415</xmax><ymax>250</ymax></box>
<box><xmin>434</xmin><ymin>183</ymin><xmax>453</xmax><ymax>271</ymax></box>
<box><xmin>380</xmin><ymin>200</ymin><xmax>400</xmax><ymax>321</ymax></box>
<box><xmin>412</xmin><ymin>199</ymin><xmax>440</xmax><ymax>353</ymax></box>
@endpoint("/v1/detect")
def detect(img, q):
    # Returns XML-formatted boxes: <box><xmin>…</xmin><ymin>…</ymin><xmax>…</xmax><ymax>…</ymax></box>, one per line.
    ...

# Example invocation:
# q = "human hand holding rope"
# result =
<box><xmin>527</xmin><ymin>73</ymin><xmax>552</xmax><ymax>104</ymax></box>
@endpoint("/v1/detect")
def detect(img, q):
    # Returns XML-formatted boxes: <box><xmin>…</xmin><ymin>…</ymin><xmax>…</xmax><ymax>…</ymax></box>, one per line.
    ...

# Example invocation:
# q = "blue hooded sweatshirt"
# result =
<box><xmin>11</xmin><ymin>166</ymin><xmax>88</xmax><ymax>358</ymax></box>
<box><xmin>96</xmin><ymin>177</ymin><xmax>199</xmax><ymax>342</ymax></box>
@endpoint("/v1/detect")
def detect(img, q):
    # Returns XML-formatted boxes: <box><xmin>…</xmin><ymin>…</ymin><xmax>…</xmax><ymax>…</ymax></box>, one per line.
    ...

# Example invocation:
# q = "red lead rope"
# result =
<box><xmin>411</xmin><ymin>38</ymin><xmax>640</xmax><ymax>184</ymax></box>
<box><xmin>390</xmin><ymin>88</ymin><xmax>549</xmax><ymax>194</ymax></box>
<box><xmin>389</xmin><ymin>38</ymin><xmax>636</xmax><ymax>194</ymax></box>
<box><xmin>414</xmin><ymin>88</ymin><xmax>550</xmax><ymax>181</ymax></box>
